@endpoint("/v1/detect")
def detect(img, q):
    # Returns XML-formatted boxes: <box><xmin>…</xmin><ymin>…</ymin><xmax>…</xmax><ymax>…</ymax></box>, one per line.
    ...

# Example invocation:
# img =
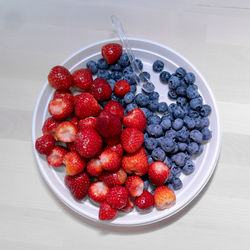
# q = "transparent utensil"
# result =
<box><xmin>110</xmin><ymin>15</ymin><xmax>155</xmax><ymax>93</ymax></box>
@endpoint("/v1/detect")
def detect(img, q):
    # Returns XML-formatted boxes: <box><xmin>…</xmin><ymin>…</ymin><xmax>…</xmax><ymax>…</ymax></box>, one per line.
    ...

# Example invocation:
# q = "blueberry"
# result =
<box><xmin>152</xmin><ymin>125</ymin><xmax>164</xmax><ymax>137</ymax></box>
<box><xmin>167</xmin><ymin>183</ymin><xmax>174</xmax><ymax>191</ymax></box>
<box><xmin>160</xmin><ymin>71</ymin><xmax>171</xmax><ymax>83</ymax></box>
<box><xmin>176</xmin><ymin>126</ymin><xmax>190</xmax><ymax>142</ymax></box>
<box><xmin>149</xmin><ymin>91</ymin><xmax>160</xmax><ymax>101</ymax></box>
<box><xmin>197</xmin><ymin>144</ymin><xmax>204</xmax><ymax>154</ymax></box>
<box><xmin>123</xmin><ymin>65</ymin><xmax>133</xmax><ymax>75</ymax></box>
<box><xmin>200</xmin><ymin>104</ymin><xmax>212</xmax><ymax>117</ymax></box>
<box><xmin>151</xmin><ymin>147</ymin><xmax>166</xmax><ymax>161</ymax></box>
<box><xmin>109</xmin><ymin>63</ymin><xmax>122</xmax><ymax>71</ymax></box>
<box><xmin>164</xmin><ymin>156</ymin><xmax>172</xmax><ymax>167</ymax></box>
<box><xmin>165</xmin><ymin>129</ymin><xmax>177</xmax><ymax>139</ymax></box>
<box><xmin>168</xmin><ymin>75</ymin><xmax>181</xmax><ymax>90</ymax></box>
<box><xmin>142</xmin><ymin>82</ymin><xmax>155</xmax><ymax>93</ymax></box>
<box><xmin>171</xmin><ymin>165</ymin><xmax>181</xmax><ymax>177</ymax></box>
<box><xmin>173</xmin><ymin>152</ymin><xmax>187</xmax><ymax>167</ymax></box>
<box><xmin>143</xmin><ymin>180</ymin><xmax>149</xmax><ymax>190</ymax></box>
<box><xmin>172</xmin><ymin>143</ymin><xmax>179</xmax><ymax>153</ymax></box>
<box><xmin>176</xmin><ymin>86</ymin><xmax>187</xmax><ymax>97</ymax></box>
<box><xmin>159</xmin><ymin>137</ymin><xmax>175</xmax><ymax>152</ymax></box>
<box><xmin>172</xmin><ymin>177</ymin><xmax>183</xmax><ymax>190</ymax></box>
<box><xmin>202</xmin><ymin>127</ymin><xmax>212</xmax><ymax>140</ymax></box>
<box><xmin>168</xmin><ymin>89</ymin><xmax>178</xmax><ymax>99</ymax></box>
<box><xmin>140</xmin><ymin>107</ymin><xmax>152</xmax><ymax>119</ymax></box>
<box><xmin>144</xmin><ymin>132</ymin><xmax>149</xmax><ymax>141</ymax></box>
<box><xmin>97</xmin><ymin>69</ymin><xmax>110</xmax><ymax>80</ymax></box>
<box><xmin>107</xmin><ymin>79</ymin><xmax>116</xmax><ymax>90</ymax></box>
<box><xmin>172</xmin><ymin>118</ymin><xmax>184</xmax><ymax>131</ymax></box>
<box><xmin>187</xmin><ymin>142</ymin><xmax>199</xmax><ymax>155</ymax></box>
<box><xmin>134</xmin><ymin>59</ymin><xmax>143</xmax><ymax>70</ymax></box>
<box><xmin>176</xmin><ymin>97</ymin><xmax>187</xmax><ymax>106</ymax></box>
<box><xmin>186</xmin><ymin>84</ymin><xmax>199</xmax><ymax>99</ymax></box>
<box><xmin>147</xmin><ymin>100</ymin><xmax>159</xmax><ymax>112</ymax></box>
<box><xmin>147</xmin><ymin>156</ymin><xmax>154</xmax><ymax>165</ymax></box>
<box><xmin>182</xmin><ymin>160</ymin><xmax>195</xmax><ymax>175</ymax></box>
<box><xmin>200</xmin><ymin>117</ymin><xmax>210</xmax><ymax>128</ymax></box>
<box><xmin>99</xmin><ymin>100</ymin><xmax>108</xmax><ymax>108</ymax></box>
<box><xmin>135</xmin><ymin>93</ymin><xmax>149</xmax><ymax>107</ymax></box>
<box><xmin>158</xmin><ymin>102</ymin><xmax>168</xmax><ymax>113</ymax></box>
<box><xmin>160</xmin><ymin>118</ymin><xmax>172</xmax><ymax>130</ymax></box>
<box><xmin>130</xmin><ymin>85</ymin><xmax>137</xmax><ymax>94</ymax></box>
<box><xmin>175</xmin><ymin>67</ymin><xmax>186</xmax><ymax>78</ymax></box>
<box><xmin>97</xmin><ymin>58</ymin><xmax>108</xmax><ymax>69</ymax></box>
<box><xmin>145</xmin><ymin>137</ymin><xmax>158</xmax><ymax>151</ymax></box>
<box><xmin>188</xmin><ymin>109</ymin><xmax>200</xmax><ymax>118</ymax></box>
<box><xmin>110</xmin><ymin>71</ymin><xmax>122</xmax><ymax>81</ymax></box>
<box><xmin>194</xmin><ymin>117</ymin><xmax>204</xmax><ymax>130</ymax></box>
<box><xmin>184</xmin><ymin>116</ymin><xmax>196</xmax><ymax>130</ymax></box>
<box><xmin>118</xmin><ymin>53</ymin><xmax>130</xmax><ymax>68</ymax></box>
<box><xmin>184</xmin><ymin>72</ymin><xmax>196</xmax><ymax>84</ymax></box>
<box><xmin>153</xmin><ymin>60</ymin><xmax>164</xmax><ymax>72</ymax></box>
<box><xmin>111</xmin><ymin>92</ymin><xmax>120</xmax><ymax>102</ymax></box>
<box><xmin>162</xmin><ymin>113</ymin><xmax>174</xmax><ymax>122</ymax></box>
<box><xmin>147</xmin><ymin>115</ymin><xmax>161</xmax><ymax>125</ymax></box>
<box><xmin>139</xmin><ymin>71</ymin><xmax>151</xmax><ymax>82</ymax></box>
<box><xmin>126</xmin><ymin>103</ymin><xmax>138</xmax><ymax>113</ymax></box>
<box><xmin>190</xmin><ymin>129</ymin><xmax>203</xmax><ymax>143</ymax></box>
<box><xmin>190</xmin><ymin>97</ymin><xmax>203</xmax><ymax>111</ymax></box>
<box><xmin>173</xmin><ymin>105</ymin><xmax>186</xmax><ymax>119</ymax></box>
<box><xmin>86</xmin><ymin>60</ymin><xmax>98</xmax><ymax>74</ymax></box>
<box><xmin>123</xmin><ymin>72</ymin><xmax>138</xmax><ymax>85</ymax></box>
<box><xmin>178</xmin><ymin>142</ymin><xmax>187</xmax><ymax>151</ymax></box>
<box><xmin>124</xmin><ymin>92</ymin><xmax>135</xmax><ymax>104</ymax></box>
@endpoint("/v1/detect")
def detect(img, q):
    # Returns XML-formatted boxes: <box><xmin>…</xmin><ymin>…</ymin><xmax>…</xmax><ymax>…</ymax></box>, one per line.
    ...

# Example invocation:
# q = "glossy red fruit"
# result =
<box><xmin>54</xmin><ymin>89</ymin><xmax>74</xmax><ymax>104</ymax></box>
<box><xmin>99</xmin><ymin>149</ymin><xmax>121</xmax><ymax>172</ymax></box>
<box><xmin>48</xmin><ymin>65</ymin><xmax>72</xmax><ymax>90</ymax></box>
<box><xmin>118</xmin><ymin>197</ymin><xmax>134</xmax><ymax>213</ymax></box>
<box><xmin>103</xmin><ymin>100</ymin><xmax>124</xmax><ymax>120</ymax></box>
<box><xmin>66</xmin><ymin>142</ymin><xmax>76</xmax><ymax>152</ymax></box>
<box><xmin>99</xmin><ymin>201</ymin><xmax>117</xmax><ymax>220</ymax></box>
<box><xmin>35</xmin><ymin>134</ymin><xmax>55</xmax><ymax>155</ymax></box>
<box><xmin>103</xmin><ymin>134</ymin><xmax>121</xmax><ymax>146</ymax></box>
<box><xmin>69</xmin><ymin>116</ymin><xmax>78</xmax><ymax>128</ymax></box>
<box><xmin>125</xmin><ymin>176</ymin><xmax>144</xmax><ymax>197</ymax></box>
<box><xmin>101</xmin><ymin>43</ymin><xmax>122</xmax><ymax>64</ymax></box>
<box><xmin>121</xmin><ymin>128</ymin><xmax>144</xmax><ymax>153</ymax></box>
<box><xmin>78</xmin><ymin>117</ymin><xmax>97</xmax><ymax>131</ymax></box>
<box><xmin>148</xmin><ymin>162</ymin><xmax>170</xmax><ymax>186</ymax></box>
<box><xmin>135</xmin><ymin>190</ymin><xmax>154</xmax><ymax>210</ymax></box>
<box><xmin>89</xmin><ymin>78</ymin><xmax>112</xmax><ymax>101</ymax></box>
<box><xmin>114</xmin><ymin>80</ymin><xmax>130</xmax><ymax>97</ymax></box>
<box><xmin>88</xmin><ymin>181</ymin><xmax>109</xmax><ymax>204</ymax></box>
<box><xmin>105</xmin><ymin>144</ymin><xmax>123</xmax><ymax>158</ymax></box>
<box><xmin>42</xmin><ymin>117</ymin><xmax>60</xmax><ymax>138</ymax></box>
<box><xmin>63</xmin><ymin>151</ymin><xmax>86</xmax><ymax>176</ymax></box>
<box><xmin>106</xmin><ymin>186</ymin><xmax>128</xmax><ymax>209</ymax></box>
<box><xmin>48</xmin><ymin>97</ymin><xmax>73</xmax><ymax>120</ymax></box>
<box><xmin>55</xmin><ymin>121</ymin><xmax>78</xmax><ymax>143</ymax></box>
<box><xmin>65</xmin><ymin>172</ymin><xmax>90</xmax><ymax>200</ymax></box>
<box><xmin>75</xmin><ymin>128</ymin><xmax>103</xmax><ymax>158</ymax></box>
<box><xmin>47</xmin><ymin>145</ymin><xmax>68</xmax><ymax>167</ymax></box>
<box><xmin>72</xmin><ymin>68</ymin><xmax>93</xmax><ymax>91</ymax></box>
<box><xmin>154</xmin><ymin>186</ymin><xmax>176</xmax><ymax>210</ymax></box>
<box><xmin>86</xmin><ymin>158</ymin><xmax>103</xmax><ymax>177</ymax></box>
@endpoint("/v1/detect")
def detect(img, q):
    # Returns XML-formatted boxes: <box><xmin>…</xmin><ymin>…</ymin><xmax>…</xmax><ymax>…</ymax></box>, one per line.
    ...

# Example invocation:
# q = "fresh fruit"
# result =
<box><xmin>95</xmin><ymin>111</ymin><xmax>122</xmax><ymax>138</ymax></box>
<box><xmin>48</xmin><ymin>65</ymin><xmax>72</xmax><ymax>90</ymax></box>
<box><xmin>66</xmin><ymin>142</ymin><xmax>76</xmax><ymax>152</ymax></box>
<box><xmin>47</xmin><ymin>146</ymin><xmax>68</xmax><ymax>167</ymax></box>
<box><xmin>69</xmin><ymin>116</ymin><xmax>78</xmax><ymax>128</ymax></box>
<box><xmin>86</xmin><ymin>158</ymin><xmax>103</xmax><ymax>177</ymax></box>
<box><xmin>148</xmin><ymin>162</ymin><xmax>170</xmax><ymax>186</ymax></box>
<box><xmin>35</xmin><ymin>134</ymin><xmax>55</xmax><ymax>155</ymax></box>
<box><xmin>135</xmin><ymin>190</ymin><xmax>154</xmax><ymax>210</ymax></box>
<box><xmin>78</xmin><ymin>117</ymin><xmax>96</xmax><ymax>131</ymax></box>
<box><xmin>105</xmin><ymin>143</ymin><xmax>123</xmax><ymax>158</ymax></box>
<box><xmin>98</xmin><ymin>168</ymin><xmax>127</xmax><ymax>187</ymax></box>
<box><xmin>42</xmin><ymin>117</ymin><xmax>60</xmax><ymax>138</ymax></box>
<box><xmin>99</xmin><ymin>149</ymin><xmax>121</xmax><ymax>172</ymax></box>
<box><xmin>88</xmin><ymin>181</ymin><xmax>109</xmax><ymax>203</ymax></box>
<box><xmin>89</xmin><ymin>78</ymin><xmax>112</xmax><ymax>101</ymax></box>
<box><xmin>75</xmin><ymin>128</ymin><xmax>103</xmax><ymax>158</ymax></box>
<box><xmin>103</xmin><ymin>134</ymin><xmax>121</xmax><ymax>146</ymax></box>
<box><xmin>48</xmin><ymin>97</ymin><xmax>73</xmax><ymax>120</ymax></box>
<box><xmin>154</xmin><ymin>186</ymin><xmax>176</xmax><ymax>210</ymax></box>
<box><xmin>63</xmin><ymin>151</ymin><xmax>86</xmax><ymax>176</ymax></box>
<box><xmin>101</xmin><ymin>43</ymin><xmax>122</xmax><ymax>64</ymax></box>
<box><xmin>125</xmin><ymin>176</ymin><xmax>144</xmax><ymax>197</ymax></box>
<box><xmin>114</xmin><ymin>80</ymin><xmax>130</xmax><ymax>97</ymax></box>
<box><xmin>103</xmin><ymin>100</ymin><xmax>124</xmax><ymax>120</ymax></box>
<box><xmin>54</xmin><ymin>89</ymin><xmax>74</xmax><ymax>104</ymax></box>
<box><xmin>122</xmin><ymin>147</ymin><xmax>149</xmax><ymax>176</ymax></box>
<box><xmin>55</xmin><ymin>121</ymin><xmax>78</xmax><ymax>143</ymax></box>
<box><xmin>74</xmin><ymin>92</ymin><xmax>101</xmax><ymax>119</ymax></box>
<box><xmin>123</xmin><ymin>108</ymin><xmax>147</xmax><ymax>132</ymax></box>
<box><xmin>106</xmin><ymin>186</ymin><xmax>128</xmax><ymax>209</ymax></box>
<box><xmin>121</xmin><ymin>128</ymin><xmax>144</xmax><ymax>153</ymax></box>
<box><xmin>99</xmin><ymin>201</ymin><xmax>117</xmax><ymax>220</ymax></box>
<box><xmin>118</xmin><ymin>197</ymin><xmax>134</xmax><ymax>212</ymax></box>
<box><xmin>72</xmin><ymin>68</ymin><xmax>93</xmax><ymax>91</ymax></box>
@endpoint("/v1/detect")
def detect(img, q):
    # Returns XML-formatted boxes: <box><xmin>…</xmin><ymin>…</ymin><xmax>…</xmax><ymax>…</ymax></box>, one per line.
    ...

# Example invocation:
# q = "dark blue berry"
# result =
<box><xmin>184</xmin><ymin>72</ymin><xmax>196</xmax><ymax>84</ymax></box>
<box><xmin>176</xmin><ymin>126</ymin><xmax>190</xmax><ymax>142</ymax></box>
<box><xmin>123</xmin><ymin>65</ymin><xmax>133</xmax><ymax>75</ymax></box>
<box><xmin>175</xmin><ymin>67</ymin><xmax>186</xmax><ymax>78</ymax></box>
<box><xmin>168</xmin><ymin>89</ymin><xmax>178</xmax><ymax>99</ymax></box>
<box><xmin>140</xmin><ymin>107</ymin><xmax>152</xmax><ymax>119</ymax></box>
<box><xmin>153</xmin><ymin>60</ymin><xmax>164</xmax><ymax>72</ymax></box>
<box><xmin>86</xmin><ymin>60</ymin><xmax>98</xmax><ymax>74</ymax></box>
<box><xmin>149</xmin><ymin>91</ymin><xmax>159</xmax><ymax>101</ymax></box>
<box><xmin>135</xmin><ymin>93</ymin><xmax>149</xmax><ymax>107</ymax></box>
<box><xmin>173</xmin><ymin>105</ymin><xmax>187</xmax><ymax>119</ymax></box>
<box><xmin>143</xmin><ymin>180</ymin><xmax>149</xmax><ymax>190</ymax></box>
<box><xmin>147</xmin><ymin>100</ymin><xmax>159</xmax><ymax>112</ymax></box>
<box><xmin>176</xmin><ymin>86</ymin><xmax>187</xmax><ymax>97</ymax></box>
<box><xmin>147</xmin><ymin>115</ymin><xmax>161</xmax><ymax>125</ymax></box>
<box><xmin>178</xmin><ymin>142</ymin><xmax>187</xmax><ymax>151</ymax></box>
<box><xmin>145</xmin><ymin>137</ymin><xmax>158</xmax><ymax>151</ymax></box>
<box><xmin>176</xmin><ymin>97</ymin><xmax>187</xmax><ymax>106</ymax></box>
<box><xmin>147</xmin><ymin>156</ymin><xmax>154</xmax><ymax>165</ymax></box>
<box><xmin>184</xmin><ymin>116</ymin><xmax>196</xmax><ymax>130</ymax></box>
<box><xmin>159</xmin><ymin>137</ymin><xmax>175</xmax><ymax>153</ymax></box>
<box><xmin>168</xmin><ymin>75</ymin><xmax>181</xmax><ymax>90</ymax></box>
<box><xmin>190</xmin><ymin>129</ymin><xmax>203</xmax><ymax>143</ymax></box>
<box><xmin>109</xmin><ymin>63</ymin><xmax>122</xmax><ymax>71</ymax></box>
<box><xmin>97</xmin><ymin>58</ymin><xmax>108</xmax><ymax>69</ymax></box>
<box><xmin>190</xmin><ymin>97</ymin><xmax>203</xmax><ymax>111</ymax></box>
<box><xmin>200</xmin><ymin>104</ymin><xmax>212</xmax><ymax>117</ymax></box>
<box><xmin>130</xmin><ymin>85</ymin><xmax>137</xmax><ymax>94</ymax></box>
<box><xmin>202</xmin><ymin>127</ymin><xmax>212</xmax><ymax>140</ymax></box>
<box><xmin>172</xmin><ymin>118</ymin><xmax>184</xmax><ymax>131</ymax></box>
<box><xmin>172</xmin><ymin>152</ymin><xmax>187</xmax><ymax>167</ymax></box>
<box><xmin>158</xmin><ymin>102</ymin><xmax>168</xmax><ymax>113</ymax></box>
<box><xmin>107</xmin><ymin>79</ymin><xmax>116</xmax><ymax>90</ymax></box>
<box><xmin>186</xmin><ymin>84</ymin><xmax>199</xmax><ymax>99</ymax></box>
<box><xmin>110</xmin><ymin>71</ymin><xmax>122</xmax><ymax>81</ymax></box>
<box><xmin>134</xmin><ymin>59</ymin><xmax>143</xmax><ymax>70</ymax></box>
<box><xmin>97</xmin><ymin>69</ymin><xmax>110</xmax><ymax>80</ymax></box>
<box><xmin>164</xmin><ymin>156</ymin><xmax>172</xmax><ymax>167</ymax></box>
<box><xmin>188</xmin><ymin>109</ymin><xmax>200</xmax><ymax>118</ymax></box>
<box><xmin>123</xmin><ymin>72</ymin><xmax>138</xmax><ymax>85</ymax></box>
<box><xmin>171</xmin><ymin>165</ymin><xmax>181</xmax><ymax>177</ymax></box>
<box><xmin>160</xmin><ymin>71</ymin><xmax>171</xmax><ymax>83</ymax></box>
<box><xmin>118</xmin><ymin>53</ymin><xmax>130</xmax><ymax>68</ymax></box>
<box><xmin>187</xmin><ymin>142</ymin><xmax>199</xmax><ymax>155</ymax></box>
<box><xmin>160</xmin><ymin>118</ymin><xmax>172</xmax><ymax>130</ymax></box>
<box><xmin>151</xmin><ymin>147</ymin><xmax>166</xmax><ymax>162</ymax></box>
<box><xmin>126</xmin><ymin>103</ymin><xmax>138</xmax><ymax>113</ymax></box>
<box><xmin>182</xmin><ymin>160</ymin><xmax>195</xmax><ymax>175</ymax></box>
<box><xmin>139</xmin><ymin>71</ymin><xmax>150</xmax><ymax>82</ymax></box>
<box><xmin>124</xmin><ymin>92</ymin><xmax>135</xmax><ymax>104</ymax></box>
<box><xmin>172</xmin><ymin>177</ymin><xmax>183</xmax><ymax>190</ymax></box>
<box><xmin>142</xmin><ymin>82</ymin><xmax>155</xmax><ymax>93</ymax></box>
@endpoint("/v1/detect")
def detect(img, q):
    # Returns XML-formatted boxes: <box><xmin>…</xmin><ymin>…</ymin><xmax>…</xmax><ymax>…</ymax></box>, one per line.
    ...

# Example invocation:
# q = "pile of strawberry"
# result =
<box><xmin>35</xmin><ymin>43</ymin><xmax>175</xmax><ymax>221</ymax></box>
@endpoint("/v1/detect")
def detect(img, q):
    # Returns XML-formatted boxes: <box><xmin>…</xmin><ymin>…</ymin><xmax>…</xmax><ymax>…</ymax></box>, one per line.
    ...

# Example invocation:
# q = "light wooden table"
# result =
<box><xmin>1</xmin><ymin>0</ymin><xmax>250</xmax><ymax>249</ymax></box>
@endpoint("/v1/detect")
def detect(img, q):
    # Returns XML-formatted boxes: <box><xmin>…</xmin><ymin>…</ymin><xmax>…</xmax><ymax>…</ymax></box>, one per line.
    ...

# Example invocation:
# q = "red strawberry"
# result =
<box><xmin>101</xmin><ymin>43</ymin><xmax>122</xmax><ymax>64</ymax></box>
<box><xmin>69</xmin><ymin>116</ymin><xmax>78</xmax><ymax>128</ymax></box>
<box><xmin>95</xmin><ymin>111</ymin><xmax>122</xmax><ymax>138</ymax></box>
<box><xmin>106</xmin><ymin>186</ymin><xmax>128</xmax><ymax>209</ymax></box>
<box><xmin>148</xmin><ymin>162</ymin><xmax>170</xmax><ymax>186</ymax></box>
<box><xmin>78</xmin><ymin>117</ymin><xmax>97</xmax><ymax>131</ymax></box>
<box><xmin>88</xmin><ymin>181</ymin><xmax>109</xmax><ymax>204</ymax></box>
<box><xmin>72</xmin><ymin>68</ymin><xmax>93</xmax><ymax>91</ymax></box>
<box><xmin>99</xmin><ymin>201</ymin><xmax>117</xmax><ymax>220</ymax></box>
<box><xmin>99</xmin><ymin>149</ymin><xmax>121</xmax><ymax>172</ymax></box>
<box><xmin>86</xmin><ymin>158</ymin><xmax>103</xmax><ymax>177</ymax></box>
<box><xmin>74</xmin><ymin>92</ymin><xmax>101</xmax><ymax>119</ymax></box>
<box><xmin>121</xmin><ymin>128</ymin><xmax>144</xmax><ymax>153</ymax></box>
<box><xmin>65</xmin><ymin>172</ymin><xmax>90</xmax><ymax>200</ymax></box>
<box><xmin>122</xmin><ymin>147</ymin><xmax>149</xmax><ymax>176</ymax></box>
<box><xmin>103</xmin><ymin>134</ymin><xmax>121</xmax><ymax>146</ymax></box>
<box><xmin>42</xmin><ymin>117</ymin><xmax>60</xmax><ymax>138</ymax></box>
<box><xmin>98</xmin><ymin>168</ymin><xmax>127</xmax><ymax>188</ymax></box>
<box><xmin>118</xmin><ymin>197</ymin><xmax>134</xmax><ymax>213</ymax></box>
<box><xmin>89</xmin><ymin>78</ymin><xmax>112</xmax><ymax>101</ymax></box>
<box><xmin>75</xmin><ymin>128</ymin><xmax>103</xmax><ymax>158</ymax></box>
<box><xmin>123</xmin><ymin>108</ymin><xmax>147</xmax><ymax>132</ymax></box>
<box><xmin>54</xmin><ymin>89</ymin><xmax>74</xmax><ymax>104</ymax></box>
<box><xmin>63</xmin><ymin>151</ymin><xmax>86</xmax><ymax>176</ymax></box>
<box><xmin>73</xmin><ymin>94</ymin><xmax>81</xmax><ymax>105</ymax></box>
<box><xmin>114</xmin><ymin>80</ymin><xmax>130</xmax><ymax>97</ymax></box>
<box><xmin>48</xmin><ymin>65</ymin><xmax>72</xmax><ymax>90</ymax></box>
<box><xmin>105</xmin><ymin>143</ymin><xmax>123</xmax><ymax>158</ymax></box>
<box><xmin>35</xmin><ymin>134</ymin><xmax>55</xmax><ymax>155</ymax></box>
<box><xmin>135</xmin><ymin>190</ymin><xmax>154</xmax><ymax>210</ymax></box>
<box><xmin>66</xmin><ymin>142</ymin><xmax>76</xmax><ymax>152</ymax></box>
<box><xmin>125</xmin><ymin>176</ymin><xmax>144</xmax><ymax>197</ymax></box>
<box><xmin>154</xmin><ymin>186</ymin><xmax>176</xmax><ymax>210</ymax></box>
<box><xmin>55</xmin><ymin>121</ymin><xmax>77</xmax><ymax>143</ymax></box>
<box><xmin>48</xmin><ymin>97</ymin><xmax>73</xmax><ymax>120</ymax></box>
<box><xmin>103</xmin><ymin>100</ymin><xmax>124</xmax><ymax>120</ymax></box>
<box><xmin>47</xmin><ymin>145</ymin><xmax>68</xmax><ymax>167</ymax></box>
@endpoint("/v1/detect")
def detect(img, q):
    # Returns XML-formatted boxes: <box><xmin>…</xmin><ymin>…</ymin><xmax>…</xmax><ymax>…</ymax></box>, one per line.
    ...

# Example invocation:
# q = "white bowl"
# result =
<box><xmin>32</xmin><ymin>38</ymin><xmax>221</xmax><ymax>227</ymax></box>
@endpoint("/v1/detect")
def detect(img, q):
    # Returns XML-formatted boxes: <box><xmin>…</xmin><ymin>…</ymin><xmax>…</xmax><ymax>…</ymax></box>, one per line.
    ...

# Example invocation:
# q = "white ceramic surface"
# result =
<box><xmin>32</xmin><ymin>38</ymin><xmax>221</xmax><ymax>227</ymax></box>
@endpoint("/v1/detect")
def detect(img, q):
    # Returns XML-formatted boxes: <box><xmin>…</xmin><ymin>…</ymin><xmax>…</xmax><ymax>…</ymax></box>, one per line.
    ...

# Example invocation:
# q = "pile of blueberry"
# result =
<box><xmin>86</xmin><ymin>53</ymin><xmax>212</xmax><ymax>192</ymax></box>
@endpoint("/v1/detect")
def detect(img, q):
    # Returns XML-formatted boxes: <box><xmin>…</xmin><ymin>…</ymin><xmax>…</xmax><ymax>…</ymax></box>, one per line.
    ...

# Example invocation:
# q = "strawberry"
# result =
<box><xmin>74</xmin><ymin>92</ymin><xmax>101</xmax><ymax>119</ymax></box>
<box><xmin>103</xmin><ymin>134</ymin><xmax>121</xmax><ymax>146</ymax></box>
<box><xmin>89</xmin><ymin>78</ymin><xmax>112</xmax><ymax>101</ymax></box>
<box><xmin>95</xmin><ymin>111</ymin><xmax>122</xmax><ymax>138</ymax></box>
<box><xmin>54</xmin><ymin>89</ymin><xmax>74</xmax><ymax>104</ymax></box>
<box><xmin>55</xmin><ymin>121</ymin><xmax>78</xmax><ymax>143</ymax></box>
<box><xmin>73</xmin><ymin>94</ymin><xmax>81</xmax><ymax>105</ymax></box>
<box><xmin>48</xmin><ymin>97</ymin><xmax>73</xmax><ymax>120</ymax></box>
<box><xmin>101</xmin><ymin>43</ymin><xmax>122</xmax><ymax>64</ymax></box>
<box><xmin>98</xmin><ymin>168</ymin><xmax>127</xmax><ymax>188</ymax></box>
<box><xmin>42</xmin><ymin>117</ymin><xmax>60</xmax><ymax>138</ymax></box>
<box><xmin>99</xmin><ymin>149</ymin><xmax>121</xmax><ymax>172</ymax></box>
<box><xmin>65</xmin><ymin>172</ymin><xmax>90</xmax><ymax>200</ymax></box>
<box><xmin>63</xmin><ymin>151</ymin><xmax>86</xmax><ymax>176</ymax></box>
<box><xmin>99</xmin><ymin>201</ymin><xmax>117</xmax><ymax>220</ymax></box>
<box><xmin>106</xmin><ymin>186</ymin><xmax>128</xmax><ymax>209</ymax></box>
<box><xmin>86</xmin><ymin>158</ymin><xmax>103</xmax><ymax>177</ymax></box>
<box><xmin>122</xmin><ymin>147</ymin><xmax>149</xmax><ymax>176</ymax></box>
<box><xmin>118</xmin><ymin>197</ymin><xmax>134</xmax><ymax>213</ymax></box>
<box><xmin>123</xmin><ymin>108</ymin><xmax>147</xmax><ymax>132</ymax></box>
<box><xmin>75</xmin><ymin>128</ymin><xmax>103</xmax><ymax>158</ymax></box>
<box><xmin>48</xmin><ymin>65</ymin><xmax>72</xmax><ymax>90</ymax></box>
<box><xmin>69</xmin><ymin>116</ymin><xmax>78</xmax><ymax>128</ymax></box>
<box><xmin>35</xmin><ymin>134</ymin><xmax>55</xmax><ymax>155</ymax></box>
<box><xmin>154</xmin><ymin>186</ymin><xmax>176</xmax><ymax>210</ymax></box>
<box><xmin>72</xmin><ymin>68</ymin><xmax>93</xmax><ymax>91</ymax></box>
<box><xmin>103</xmin><ymin>100</ymin><xmax>124</xmax><ymax>120</ymax></box>
<box><xmin>66</xmin><ymin>142</ymin><xmax>76</xmax><ymax>152</ymax></box>
<box><xmin>78</xmin><ymin>117</ymin><xmax>96</xmax><ymax>131</ymax></box>
<box><xmin>135</xmin><ymin>190</ymin><xmax>154</xmax><ymax>210</ymax></box>
<box><xmin>88</xmin><ymin>181</ymin><xmax>109</xmax><ymax>204</ymax></box>
<box><xmin>125</xmin><ymin>176</ymin><xmax>144</xmax><ymax>197</ymax></box>
<box><xmin>47</xmin><ymin>145</ymin><xmax>68</xmax><ymax>167</ymax></box>
<box><xmin>148</xmin><ymin>162</ymin><xmax>170</xmax><ymax>186</ymax></box>
<box><xmin>105</xmin><ymin>143</ymin><xmax>123</xmax><ymax>158</ymax></box>
<box><xmin>121</xmin><ymin>128</ymin><xmax>144</xmax><ymax>153</ymax></box>
<box><xmin>114</xmin><ymin>80</ymin><xmax>130</xmax><ymax>97</ymax></box>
